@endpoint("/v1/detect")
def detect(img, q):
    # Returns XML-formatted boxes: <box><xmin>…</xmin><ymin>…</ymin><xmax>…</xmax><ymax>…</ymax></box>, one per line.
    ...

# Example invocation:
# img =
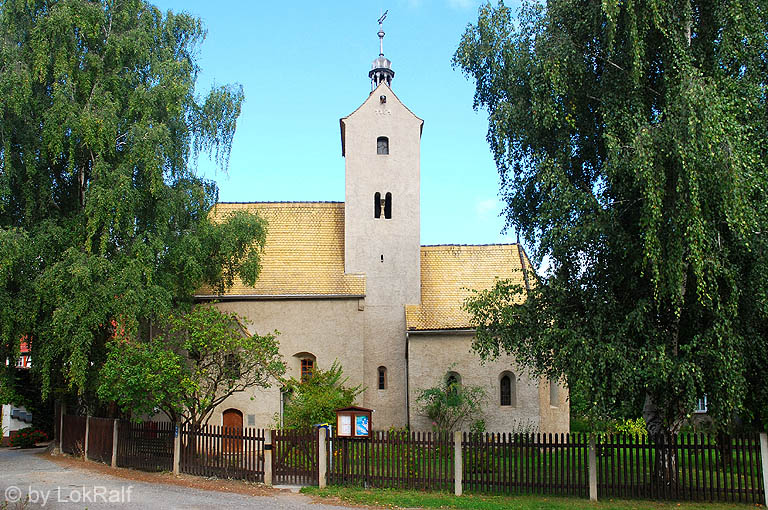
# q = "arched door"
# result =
<box><xmin>222</xmin><ymin>409</ymin><xmax>243</xmax><ymax>453</ymax></box>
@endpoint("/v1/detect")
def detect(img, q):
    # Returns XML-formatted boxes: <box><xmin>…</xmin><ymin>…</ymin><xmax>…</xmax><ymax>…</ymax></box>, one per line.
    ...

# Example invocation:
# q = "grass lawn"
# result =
<box><xmin>301</xmin><ymin>486</ymin><xmax>763</xmax><ymax>510</ymax></box>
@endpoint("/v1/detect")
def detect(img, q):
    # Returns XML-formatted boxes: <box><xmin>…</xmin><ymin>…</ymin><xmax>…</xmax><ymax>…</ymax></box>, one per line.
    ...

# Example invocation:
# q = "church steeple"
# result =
<box><xmin>369</xmin><ymin>11</ymin><xmax>394</xmax><ymax>89</ymax></box>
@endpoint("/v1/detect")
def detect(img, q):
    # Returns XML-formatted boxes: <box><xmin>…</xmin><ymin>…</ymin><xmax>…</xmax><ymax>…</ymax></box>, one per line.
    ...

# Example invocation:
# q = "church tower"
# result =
<box><xmin>341</xmin><ymin>16</ymin><xmax>422</xmax><ymax>307</ymax></box>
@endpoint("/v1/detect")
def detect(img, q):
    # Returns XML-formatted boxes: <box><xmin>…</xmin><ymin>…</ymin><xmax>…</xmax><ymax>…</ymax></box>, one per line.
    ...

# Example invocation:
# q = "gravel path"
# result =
<box><xmin>0</xmin><ymin>448</ymin><xmax>359</xmax><ymax>509</ymax></box>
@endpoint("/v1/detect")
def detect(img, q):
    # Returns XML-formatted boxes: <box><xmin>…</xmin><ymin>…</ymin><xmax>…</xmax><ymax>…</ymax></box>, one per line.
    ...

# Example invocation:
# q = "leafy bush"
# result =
<box><xmin>9</xmin><ymin>427</ymin><xmax>47</xmax><ymax>448</ymax></box>
<box><xmin>282</xmin><ymin>360</ymin><xmax>363</xmax><ymax>430</ymax></box>
<box><xmin>416</xmin><ymin>377</ymin><xmax>486</xmax><ymax>433</ymax></box>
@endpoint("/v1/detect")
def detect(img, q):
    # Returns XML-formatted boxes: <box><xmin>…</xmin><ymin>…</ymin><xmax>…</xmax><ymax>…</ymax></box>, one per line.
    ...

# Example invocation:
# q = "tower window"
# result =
<box><xmin>384</xmin><ymin>192</ymin><xmax>392</xmax><ymax>219</ymax></box>
<box><xmin>377</xmin><ymin>136</ymin><xmax>389</xmax><ymax>155</ymax></box>
<box><xmin>378</xmin><ymin>366</ymin><xmax>387</xmax><ymax>390</ymax></box>
<box><xmin>374</xmin><ymin>192</ymin><xmax>381</xmax><ymax>218</ymax></box>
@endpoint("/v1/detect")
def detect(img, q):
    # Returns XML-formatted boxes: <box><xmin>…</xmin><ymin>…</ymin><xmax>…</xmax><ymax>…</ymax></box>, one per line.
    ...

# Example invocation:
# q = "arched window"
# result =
<box><xmin>384</xmin><ymin>192</ymin><xmax>392</xmax><ymax>219</ymax></box>
<box><xmin>378</xmin><ymin>366</ymin><xmax>387</xmax><ymax>390</ymax></box>
<box><xmin>549</xmin><ymin>379</ymin><xmax>560</xmax><ymax>407</ymax></box>
<box><xmin>293</xmin><ymin>352</ymin><xmax>316</xmax><ymax>382</ymax></box>
<box><xmin>500</xmin><ymin>371</ymin><xmax>516</xmax><ymax>407</ymax></box>
<box><xmin>445</xmin><ymin>371</ymin><xmax>461</xmax><ymax>397</ymax></box>
<box><xmin>374</xmin><ymin>192</ymin><xmax>381</xmax><ymax>218</ymax></box>
<box><xmin>377</xmin><ymin>136</ymin><xmax>389</xmax><ymax>155</ymax></box>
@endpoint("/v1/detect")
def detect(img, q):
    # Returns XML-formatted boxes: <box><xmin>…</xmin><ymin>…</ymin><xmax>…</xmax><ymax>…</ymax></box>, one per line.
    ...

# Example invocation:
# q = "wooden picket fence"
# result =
<box><xmin>116</xmin><ymin>420</ymin><xmax>175</xmax><ymax>472</ymax></box>
<box><xmin>329</xmin><ymin>430</ymin><xmax>454</xmax><ymax>490</ymax></box>
<box><xmin>56</xmin><ymin>414</ymin><xmax>767</xmax><ymax>505</ymax></box>
<box><xmin>596</xmin><ymin>433</ymin><xmax>764</xmax><ymax>504</ymax></box>
<box><xmin>180</xmin><ymin>424</ymin><xmax>266</xmax><ymax>482</ymax></box>
<box><xmin>463</xmin><ymin>432</ymin><xmax>589</xmax><ymax>497</ymax></box>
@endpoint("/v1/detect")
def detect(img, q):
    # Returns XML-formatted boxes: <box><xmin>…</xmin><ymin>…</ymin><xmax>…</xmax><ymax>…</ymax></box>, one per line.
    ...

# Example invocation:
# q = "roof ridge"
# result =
<box><xmin>216</xmin><ymin>201</ymin><xmax>344</xmax><ymax>205</ymax></box>
<box><xmin>421</xmin><ymin>243</ymin><xmax>519</xmax><ymax>248</ymax></box>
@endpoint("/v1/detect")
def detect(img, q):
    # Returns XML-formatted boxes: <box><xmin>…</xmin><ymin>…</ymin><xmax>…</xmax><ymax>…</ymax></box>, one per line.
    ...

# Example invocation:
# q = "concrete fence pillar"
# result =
<box><xmin>173</xmin><ymin>421</ymin><xmax>181</xmax><ymax>476</ymax></box>
<box><xmin>83</xmin><ymin>415</ymin><xmax>90</xmax><ymax>459</ymax></box>
<box><xmin>111</xmin><ymin>419</ymin><xmax>118</xmax><ymax>468</ymax></box>
<box><xmin>454</xmin><ymin>431</ymin><xmax>463</xmax><ymax>496</ymax></box>
<box><xmin>264</xmin><ymin>429</ymin><xmax>273</xmax><ymax>486</ymax></box>
<box><xmin>760</xmin><ymin>433</ymin><xmax>768</xmax><ymax>507</ymax></box>
<box><xmin>588</xmin><ymin>435</ymin><xmax>598</xmax><ymax>501</ymax></box>
<box><xmin>318</xmin><ymin>427</ymin><xmax>327</xmax><ymax>488</ymax></box>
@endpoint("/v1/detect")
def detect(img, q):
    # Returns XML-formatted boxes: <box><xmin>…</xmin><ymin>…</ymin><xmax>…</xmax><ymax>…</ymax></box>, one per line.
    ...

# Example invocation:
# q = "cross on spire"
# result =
<box><xmin>369</xmin><ymin>10</ymin><xmax>395</xmax><ymax>89</ymax></box>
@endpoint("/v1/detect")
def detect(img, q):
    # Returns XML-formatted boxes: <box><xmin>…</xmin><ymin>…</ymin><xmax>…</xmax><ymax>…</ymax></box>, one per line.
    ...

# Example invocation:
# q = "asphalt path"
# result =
<box><xmin>0</xmin><ymin>447</ymin><xmax>362</xmax><ymax>509</ymax></box>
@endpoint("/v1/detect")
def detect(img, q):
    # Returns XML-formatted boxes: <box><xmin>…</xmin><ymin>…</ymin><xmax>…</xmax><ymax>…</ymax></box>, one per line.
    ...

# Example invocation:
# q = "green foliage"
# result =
<box><xmin>456</xmin><ymin>1</ymin><xmax>768</xmax><ymax>434</ymax></box>
<box><xmin>98</xmin><ymin>306</ymin><xmax>285</xmax><ymax>426</ymax></box>
<box><xmin>281</xmin><ymin>360</ymin><xmax>363</xmax><ymax>430</ymax></box>
<box><xmin>0</xmin><ymin>0</ymin><xmax>265</xmax><ymax>403</ymax></box>
<box><xmin>416</xmin><ymin>377</ymin><xmax>486</xmax><ymax>433</ymax></box>
<box><xmin>9</xmin><ymin>427</ymin><xmax>48</xmax><ymax>448</ymax></box>
<box><xmin>614</xmin><ymin>418</ymin><xmax>648</xmax><ymax>437</ymax></box>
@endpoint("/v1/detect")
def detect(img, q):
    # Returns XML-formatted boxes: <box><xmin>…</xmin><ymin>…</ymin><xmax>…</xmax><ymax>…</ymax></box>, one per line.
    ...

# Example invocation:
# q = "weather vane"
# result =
<box><xmin>378</xmin><ymin>10</ymin><xmax>388</xmax><ymax>57</ymax></box>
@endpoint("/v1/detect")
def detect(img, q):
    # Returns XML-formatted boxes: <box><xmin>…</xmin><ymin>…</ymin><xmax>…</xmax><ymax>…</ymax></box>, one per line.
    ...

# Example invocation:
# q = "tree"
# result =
<box><xmin>416</xmin><ymin>376</ymin><xmax>486</xmax><ymax>434</ymax></box>
<box><xmin>0</xmin><ymin>0</ymin><xmax>266</xmax><ymax>404</ymax></box>
<box><xmin>456</xmin><ymin>1</ymin><xmax>768</xmax><ymax>437</ymax></box>
<box><xmin>281</xmin><ymin>360</ymin><xmax>363</xmax><ymax>430</ymax></box>
<box><xmin>98</xmin><ymin>306</ymin><xmax>285</xmax><ymax>427</ymax></box>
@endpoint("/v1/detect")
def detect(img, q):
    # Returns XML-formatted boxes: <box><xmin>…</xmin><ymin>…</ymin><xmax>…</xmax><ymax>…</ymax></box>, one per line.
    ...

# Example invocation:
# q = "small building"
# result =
<box><xmin>195</xmin><ymin>24</ymin><xmax>569</xmax><ymax>434</ymax></box>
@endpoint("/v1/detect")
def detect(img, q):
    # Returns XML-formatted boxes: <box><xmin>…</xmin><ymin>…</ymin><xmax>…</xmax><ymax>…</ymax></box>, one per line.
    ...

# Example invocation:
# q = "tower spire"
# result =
<box><xmin>369</xmin><ymin>10</ymin><xmax>394</xmax><ymax>90</ymax></box>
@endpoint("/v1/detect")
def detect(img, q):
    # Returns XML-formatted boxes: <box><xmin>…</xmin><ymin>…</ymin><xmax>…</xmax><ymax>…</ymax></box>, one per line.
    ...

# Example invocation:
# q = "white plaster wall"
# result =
<box><xmin>342</xmin><ymin>82</ymin><xmax>422</xmax><ymax>306</ymax></box>
<box><xmin>408</xmin><ymin>333</ymin><xmax>551</xmax><ymax>433</ymax></box>
<box><xmin>209</xmin><ymin>298</ymin><xmax>366</xmax><ymax>429</ymax></box>
<box><xmin>359</xmin><ymin>304</ymin><xmax>408</xmax><ymax>430</ymax></box>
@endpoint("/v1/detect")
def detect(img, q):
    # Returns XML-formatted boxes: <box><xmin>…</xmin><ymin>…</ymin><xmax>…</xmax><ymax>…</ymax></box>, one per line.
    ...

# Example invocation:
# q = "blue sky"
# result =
<box><xmin>152</xmin><ymin>0</ymin><xmax>521</xmax><ymax>247</ymax></box>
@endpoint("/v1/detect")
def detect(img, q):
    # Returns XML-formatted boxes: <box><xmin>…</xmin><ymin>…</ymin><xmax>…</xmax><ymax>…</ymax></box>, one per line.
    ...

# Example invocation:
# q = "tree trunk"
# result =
<box><xmin>643</xmin><ymin>395</ymin><xmax>683</xmax><ymax>488</ymax></box>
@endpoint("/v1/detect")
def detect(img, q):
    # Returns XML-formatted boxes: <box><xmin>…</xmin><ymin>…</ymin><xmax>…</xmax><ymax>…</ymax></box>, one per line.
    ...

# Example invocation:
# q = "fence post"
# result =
<box><xmin>58</xmin><ymin>407</ymin><xmax>64</xmax><ymax>453</ymax></box>
<box><xmin>588</xmin><ymin>435</ymin><xmax>598</xmax><ymax>501</ymax></box>
<box><xmin>318</xmin><ymin>427</ymin><xmax>327</xmax><ymax>488</ymax></box>
<box><xmin>111</xmin><ymin>420</ymin><xmax>118</xmax><ymax>468</ymax></box>
<box><xmin>760</xmin><ymin>433</ymin><xmax>768</xmax><ymax>507</ymax></box>
<box><xmin>173</xmin><ymin>421</ymin><xmax>181</xmax><ymax>476</ymax></box>
<box><xmin>264</xmin><ymin>429</ymin><xmax>273</xmax><ymax>486</ymax></box>
<box><xmin>454</xmin><ymin>431</ymin><xmax>463</xmax><ymax>496</ymax></box>
<box><xmin>84</xmin><ymin>415</ymin><xmax>90</xmax><ymax>459</ymax></box>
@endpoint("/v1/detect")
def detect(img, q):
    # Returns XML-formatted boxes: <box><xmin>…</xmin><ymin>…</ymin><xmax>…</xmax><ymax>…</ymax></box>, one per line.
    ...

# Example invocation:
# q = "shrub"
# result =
<box><xmin>9</xmin><ymin>427</ymin><xmax>47</xmax><ymax>448</ymax></box>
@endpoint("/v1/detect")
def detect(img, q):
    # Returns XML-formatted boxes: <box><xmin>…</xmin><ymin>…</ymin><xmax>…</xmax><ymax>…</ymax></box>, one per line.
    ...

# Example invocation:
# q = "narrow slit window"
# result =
<box><xmin>378</xmin><ymin>366</ymin><xmax>387</xmax><ymax>390</ymax></box>
<box><xmin>377</xmin><ymin>136</ymin><xmax>389</xmax><ymax>155</ymax></box>
<box><xmin>384</xmin><ymin>192</ymin><xmax>392</xmax><ymax>219</ymax></box>
<box><xmin>500</xmin><ymin>375</ymin><xmax>511</xmax><ymax>406</ymax></box>
<box><xmin>374</xmin><ymin>192</ymin><xmax>381</xmax><ymax>218</ymax></box>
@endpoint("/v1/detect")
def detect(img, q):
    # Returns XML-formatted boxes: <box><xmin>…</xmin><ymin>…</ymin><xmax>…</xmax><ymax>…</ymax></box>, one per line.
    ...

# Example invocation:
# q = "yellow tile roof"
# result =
<box><xmin>406</xmin><ymin>244</ymin><xmax>530</xmax><ymax>331</ymax></box>
<box><xmin>197</xmin><ymin>202</ymin><xmax>366</xmax><ymax>297</ymax></box>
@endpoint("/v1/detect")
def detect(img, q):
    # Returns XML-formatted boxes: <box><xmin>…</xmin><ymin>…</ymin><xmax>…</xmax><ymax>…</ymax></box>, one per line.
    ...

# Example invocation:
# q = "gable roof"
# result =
<box><xmin>196</xmin><ymin>202</ymin><xmax>366</xmax><ymax>298</ymax></box>
<box><xmin>405</xmin><ymin>244</ymin><xmax>531</xmax><ymax>331</ymax></box>
<box><xmin>339</xmin><ymin>82</ymin><xmax>423</xmax><ymax>157</ymax></box>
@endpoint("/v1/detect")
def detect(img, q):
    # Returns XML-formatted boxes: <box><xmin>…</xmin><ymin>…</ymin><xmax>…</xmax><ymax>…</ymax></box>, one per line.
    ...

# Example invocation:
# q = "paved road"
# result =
<box><xmin>0</xmin><ymin>448</ymin><xmax>357</xmax><ymax>509</ymax></box>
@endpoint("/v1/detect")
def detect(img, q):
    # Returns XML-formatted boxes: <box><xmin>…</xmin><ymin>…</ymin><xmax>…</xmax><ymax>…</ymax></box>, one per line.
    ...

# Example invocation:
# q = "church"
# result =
<box><xmin>196</xmin><ymin>24</ymin><xmax>569</xmax><ymax>434</ymax></box>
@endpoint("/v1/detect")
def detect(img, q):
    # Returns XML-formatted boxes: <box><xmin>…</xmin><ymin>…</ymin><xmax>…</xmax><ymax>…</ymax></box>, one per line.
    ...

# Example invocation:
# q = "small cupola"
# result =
<box><xmin>369</xmin><ymin>11</ymin><xmax>394</xmax><ymax>89</ymax></box>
